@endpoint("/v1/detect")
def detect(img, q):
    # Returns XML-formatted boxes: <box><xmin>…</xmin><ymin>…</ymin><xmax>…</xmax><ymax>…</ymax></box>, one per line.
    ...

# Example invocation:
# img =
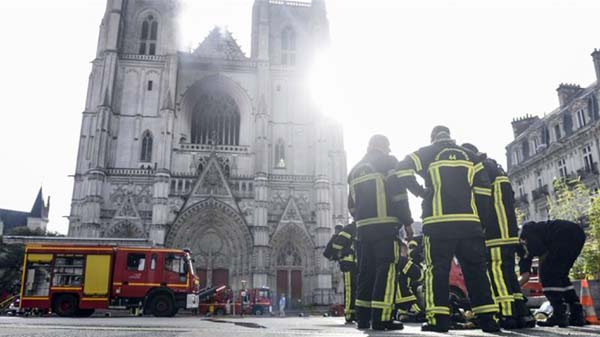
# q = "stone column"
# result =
<box><xmin>313</xmin><ymin>121</ymin><xmax>334</xmax><ymax>304</ymax></box>
<box><xmin>252</xmin><ymin>174</ymin><xmax>270</xmax><ymax>288</ymax></box>
<box><xmin>253</xmin><ymin>0</ymin><xmax>272</xmax><ymax>286</ymax></box>
<box><xmin>151</xmin><ymin>171</ymin><xmax>170</xmax><ymax>245</ymax></box>
<box><xmin>79</xmin><ymin>169</ymin><xmax>105</xmax><ymax>238</ymax></box>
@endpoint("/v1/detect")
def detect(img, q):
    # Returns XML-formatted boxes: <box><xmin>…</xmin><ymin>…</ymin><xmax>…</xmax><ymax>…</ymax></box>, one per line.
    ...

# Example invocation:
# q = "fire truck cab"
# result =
<box><xmin>235</xmin><ymin>287</ymin><xmax>272</xmax><ymax>315</ymax></box>
<box><xmin>20</xmin><ymin>244</ymin><xmax>200</xmax><ymax>317</ymax></box>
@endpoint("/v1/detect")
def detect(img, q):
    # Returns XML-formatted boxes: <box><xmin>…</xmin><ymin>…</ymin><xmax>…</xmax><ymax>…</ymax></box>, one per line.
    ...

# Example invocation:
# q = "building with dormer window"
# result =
<box><xmin>506</xmin><ymin>50</ymin><xmax>600</xmax><ymax>222</ymax></box>
<box><xmin>68</xmin><ymin>0</ymin><xmax>347</xmax><ymax>306</ymax></box>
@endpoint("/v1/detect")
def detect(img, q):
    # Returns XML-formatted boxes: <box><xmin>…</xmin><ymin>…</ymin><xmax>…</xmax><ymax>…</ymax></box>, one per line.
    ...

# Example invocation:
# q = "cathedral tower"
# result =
<box><xmin>70</xmin><ymin>0</ymin><xmax>347</xmax><ymax>306</ymax></box>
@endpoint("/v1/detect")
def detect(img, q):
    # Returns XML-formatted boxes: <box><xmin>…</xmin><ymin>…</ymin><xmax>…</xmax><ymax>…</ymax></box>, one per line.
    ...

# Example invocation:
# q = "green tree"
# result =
<box><xmin>547</xmin><ymin>178</ymin><xmax>591</xmax><ymax>223</ymax></box>
<box><xmin>583</xmin><ymin>196</ymin><xmax>600</xmax><ymax>279</ymax></box>
<box><xmin>0</xmin><ymin>227</ymin><xmax>62</xmax><ymax>295</ymax></box>
<box><xmin>547</xmin><ymin>178</ymin><xmax>600</xmax><ymax>279</ymax></box>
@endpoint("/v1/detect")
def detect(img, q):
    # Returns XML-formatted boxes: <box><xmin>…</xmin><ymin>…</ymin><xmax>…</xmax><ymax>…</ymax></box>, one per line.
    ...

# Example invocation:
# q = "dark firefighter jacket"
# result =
<box><xmin>322</xmin><ymin>223</ymin><xmax>356</xmax><ymax>272</ymax></box>
<box><xmin>517</xmin><ymin>220</ymin><xmax>586</xmax><ymax>274</ymax></box>
<box><xmin>323</xmin><ymin>234</ymin><xmax>339</xmax><ymax>261</ymax></box>
<box><xmin>348</xmin><ymin>151</ymin><xmax>413</xmax><ymax>242</ymax></box>
<box><xmin>480</xmin><ymin>155</ymin><xmax>520</xmax><ymax>247</ymax></box>
<box><xmin>394</xmin><ymin>140</ymin><xmax>492</xmax><ymax>239</ymax></box>
<box><xmin>332</xmin><ymin>222</ymin><xmax>357</xmax><ymax>272</ymax></box>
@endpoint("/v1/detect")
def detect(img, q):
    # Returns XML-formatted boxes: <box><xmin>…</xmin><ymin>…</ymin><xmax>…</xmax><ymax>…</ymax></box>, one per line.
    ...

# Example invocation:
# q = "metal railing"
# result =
<box><xmin>120</xmin><ymin>54</ymin><xmax>165</xmax><ymax>62</ymax></box>
<box><xmin>269</xmin><ymin>0</ymin><xmax>311</xmax><ymax>7</ymax></box>
<box><xmin>532</xmin><ymin>185</ymin><xmax>549</xmax><ymax>200</ymax></box>
<box><xmin>577</xmin><ymin>162</ymin><xmax>599</xmax><ymax>180</ymax></box>
<box><xmin>515</xmin><ymin>193</ymin><xmax>529</xmax><ymax>205</ymax></box>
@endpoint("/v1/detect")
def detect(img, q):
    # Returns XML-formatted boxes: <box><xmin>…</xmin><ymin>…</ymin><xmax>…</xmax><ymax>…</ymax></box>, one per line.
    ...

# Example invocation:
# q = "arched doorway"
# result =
<box><xmin>270</xmin><ymin>224</ymin><xmax>315</xmax><ymax>309</ymax></box>
<box><xmin>276</xmin><ymin>245</ymin><xmax>303</xmax><ymax>310</ymax></box>
<box><xmin>165</xmin><ymin>198</ymin><xmax>253</xmax><ymax>290</ymax></box>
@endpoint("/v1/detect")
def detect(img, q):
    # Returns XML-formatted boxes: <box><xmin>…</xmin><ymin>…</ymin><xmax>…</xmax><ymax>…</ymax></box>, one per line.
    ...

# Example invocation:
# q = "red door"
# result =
<box><xmin>277</xmin><ymin>270</ymin><xmax>288</xmax><ymax>300</ymax></box>
<box><xmin>212</xmin><ymin>269</ymin><xmax>229</xmax><ymax>287</ymax></box>
<box><xmin>291</xmin><ymin>270</ymin><xmax>302</xmax><ymax>308</ymax></box>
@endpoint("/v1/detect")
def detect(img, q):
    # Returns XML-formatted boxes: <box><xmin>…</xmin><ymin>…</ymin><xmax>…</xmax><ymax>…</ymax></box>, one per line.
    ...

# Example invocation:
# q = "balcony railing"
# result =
<box><xmin>532</xmin><ymin>185</ymin><xmax>549</xmax><ymax>200</ymax></box>
<box><xmin>269</xmin><ymin>0</ymin><xmax>311</xmax><ymax>7</ymax></box>
<box><xmin>576</xmin><ymin>163</ymin><xmax>599</xmax><ymax>180</ymax></box>
<box><xmin>515</xmin><ymin>194</ymin><xmax>529</xmax><ymax>206</ymax></box>
<box><xmin>120</xmin><ymin>54</ymin><xmax>166</xmax><ymax>62</ymax></box>
<box><xmin>179</xmin><ymin>143</ymin><xmax>250</xmax><ymax>153</ymax></box>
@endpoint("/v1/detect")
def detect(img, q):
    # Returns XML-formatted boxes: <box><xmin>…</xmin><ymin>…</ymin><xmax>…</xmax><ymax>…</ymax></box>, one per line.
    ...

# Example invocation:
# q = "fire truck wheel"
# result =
<box><xmin>52</xmin><ymin>294</ymin><xmax>79</xmax><ymax>317</ymax></box>
<box><xmin>253</xmin><ymin>307</ymin><xmax>264</xmax><ymax>316</ymax></box>
<box><xmin>215</xmin><ymin>308</ymin><xmax>225</xmax><ymax>316</ymax></box>
<box><xmin>148</xmin><ymin>293</ymin><xmax>176</xmax><ymax>317</ymax></box>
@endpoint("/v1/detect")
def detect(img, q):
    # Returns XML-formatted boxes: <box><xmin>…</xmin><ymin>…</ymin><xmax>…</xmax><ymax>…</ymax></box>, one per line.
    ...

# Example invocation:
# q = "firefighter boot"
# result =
<box><xmin>515</xmin><ymin>299</ymin><xmax>536</xmax><ymax>329</ymax></box>
<box><xmin>569</xmin><ymin>303</ymin><xmax>586</xmax><ymax>327</ymax></box>
<box><xmin>421</xmin><ymin>315</ymin><xmax>450</xmax><ymax>333</ymax></box>
<box><xmin>356</xmin><ymin>306</ymin><xmax>370</xmax><ymax>330</ymax></box>
<box><xmin>477</xmin><ymin>314</ymin><xmax>501</xmax><ymax>333</ymax></box>
<box><xmin>372</xmin><ymin>321</ymin><xmax>404</xmax><ymax>331</ymax></box>
<box><xmin>499</xmin><ymin>316</ymin><xmax>519</xmax><ymax>330</ymax></box>
<box><xmin>537</xmin><ymin>303</ymin><xmax>568</xmax><ymax>328</ymax></box>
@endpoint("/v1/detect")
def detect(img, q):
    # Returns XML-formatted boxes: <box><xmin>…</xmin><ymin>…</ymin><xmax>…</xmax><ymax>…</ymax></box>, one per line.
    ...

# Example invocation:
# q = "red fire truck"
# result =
<box><xmin>235</xmin><ymin>287</ymin><xmax>272</xmax><ymax>315</ymax></box>
<box><xmin>199</xmin><ymin>287</ymin><xmax>232</xmax><ymax>315</ymax></box>
<box><xmin>198</xmin><ymin>286</ymin><xmax>272</xmax><ymax>316</ymax></box>
<box><xmin>521</xmin><ymin>259</ymin><xmax>545</xmax><ymax>307</ymax></box>
<box><xmin>19</xmin><ymin>244</ymin><xmax>200</xmax><ymax>317</ymax></box>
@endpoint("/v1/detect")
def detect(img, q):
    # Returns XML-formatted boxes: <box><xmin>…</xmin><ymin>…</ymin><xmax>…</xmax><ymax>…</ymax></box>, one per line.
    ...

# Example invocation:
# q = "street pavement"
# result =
<box><xmin>1</xmin><ymin>315</ymin><xmax>600</xmax><ymax>337</ymax></box>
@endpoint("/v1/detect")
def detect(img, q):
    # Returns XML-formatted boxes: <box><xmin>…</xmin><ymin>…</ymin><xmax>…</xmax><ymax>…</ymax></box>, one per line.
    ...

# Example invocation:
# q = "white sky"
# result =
<box><xmin>1</xmin><ymin>0</ymin><xmax>600</xmax><ymax>234</ymax></box>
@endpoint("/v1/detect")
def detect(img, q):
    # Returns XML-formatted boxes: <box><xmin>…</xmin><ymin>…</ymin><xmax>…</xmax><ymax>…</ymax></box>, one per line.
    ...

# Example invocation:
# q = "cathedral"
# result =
<box><xmin>68</xmin><ymin>0</ymin><xmax>347</xmax><ymax>306</ymax></box>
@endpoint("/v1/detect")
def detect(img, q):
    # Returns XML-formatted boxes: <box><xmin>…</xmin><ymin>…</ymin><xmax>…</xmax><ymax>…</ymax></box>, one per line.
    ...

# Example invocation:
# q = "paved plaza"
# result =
<box><xmin>1</xmin><ymin>315</ymin><xmax>600</xmax><ymax>337</ymax></box>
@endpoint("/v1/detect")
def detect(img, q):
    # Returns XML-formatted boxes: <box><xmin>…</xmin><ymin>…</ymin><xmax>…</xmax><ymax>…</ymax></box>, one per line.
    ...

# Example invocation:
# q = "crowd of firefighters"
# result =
<box><xmin>324</xmin><ymin>126</ymin><xmax>588</xmax><ymax>332</ymax></box>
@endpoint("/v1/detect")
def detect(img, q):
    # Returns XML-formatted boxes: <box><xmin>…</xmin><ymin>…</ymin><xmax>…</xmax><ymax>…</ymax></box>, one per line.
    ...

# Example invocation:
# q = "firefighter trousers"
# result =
<box><xmin>356</xmin><ymin>237</ymin><xmax>399</xmax><ymax>324</ymax></box>
<box><xmin>541</xmin><ymin>231</ymin><xmax>585</xmax><ymax>307</ymax></box>
<box><xmin>487</xmin><ymin>244</ymin><xmax>520</xmax><ymax>317</ymax></box>
<box><xmin>343</xmin><ymin>269</ymin><xmax>357</xmax><ymax>321</ymax></box>
<box><xmin>423</xmin><ymin>235</ymin><xmax>497</xmax><ymax>326</ymax></box>
<box><xmin>396</xmin><ymin>273</ymin><xmax>419</xmax><ymax>314</ymax></box>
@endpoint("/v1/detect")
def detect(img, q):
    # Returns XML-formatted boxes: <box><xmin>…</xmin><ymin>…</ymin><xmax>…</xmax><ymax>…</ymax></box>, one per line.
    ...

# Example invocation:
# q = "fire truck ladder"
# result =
<box><xmin>0</xmin><ymin>296</ymin><xmax>16</xmax><ymax>311</ymax></box>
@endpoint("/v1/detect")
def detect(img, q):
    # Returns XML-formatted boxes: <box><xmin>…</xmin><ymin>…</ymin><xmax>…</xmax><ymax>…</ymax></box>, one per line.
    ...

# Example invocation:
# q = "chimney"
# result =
<box><xmin>592</xmin><ymin>49</ymin><xmax>600</xmax><ymax>83</ymax></box>
<box><xmin>511</xmin><ymin>114</ymin><xmax>539</xmax><ymax>138</ymax></box>
<box><xmin>557</xmin><ymin>83</ymin><xmax>583</xmax><ymax>108</ymax></box>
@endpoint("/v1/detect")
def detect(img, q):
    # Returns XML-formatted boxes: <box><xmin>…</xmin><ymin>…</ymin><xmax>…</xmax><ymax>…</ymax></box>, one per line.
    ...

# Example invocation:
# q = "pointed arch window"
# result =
<box><xmin>275</xmin><ymin>139</ymin><xmax>286</xmax><ymax>168</ymax></box>
<box><xmin>139</xmin><ymin>14</ymin><xmax>159</xmax><ymax>55</ymax></box>
<box><xmin>140</xmin><ymin>131</ymin><xmax>153</xmax><ymax>162</ymax></box>
<box><xmin>281</xmin><ymin>27</ymin><xmax>296</xmax><ymax>66</ymax></box>
<box><xmin>191</xmin><ymin>93</ymin><xmax>240</xmax><ymax>146</ymax></box>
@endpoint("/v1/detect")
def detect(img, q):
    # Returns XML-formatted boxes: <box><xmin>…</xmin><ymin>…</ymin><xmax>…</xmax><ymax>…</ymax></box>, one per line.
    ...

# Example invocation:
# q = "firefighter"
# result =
<box><xmin>323</xmin><ymin>225</ymin><xmax>344</xmax><ymax>261</ymax></box>
<box><xmin>461</xmin><ymin>143</ymin><xmax>535</xmax><ymax>329</ymax></box>
<box><xmin>348</xmin><ymin>135</ymin><xmax>413</xmax><ymax>331</ymax></box>
<box><xmin>331</xmin><ymin>222</ymin><xmax>358</xmax><ymax>324</ymax></box>
<box><xmin>394</xmin><ymin>126</ymin><xmax>500</xmax><ymax>333</ymax></box>
<box><xmin>395</xmin><ymin>240</ymin><xmax>424</xmax><ymax>321</ymax></box>
<box><xmin>323</xmin><ymin>223</ymin><xmax>356</xmax><ymax>323</ymax></box>
<box><xmin>518</xmin><ymin>220</ymin><xmax>586</xmax><ymax>327</ymax></box>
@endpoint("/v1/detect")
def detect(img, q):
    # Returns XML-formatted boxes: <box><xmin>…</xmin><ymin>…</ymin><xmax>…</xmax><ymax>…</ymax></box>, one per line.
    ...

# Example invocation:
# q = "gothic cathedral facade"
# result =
<box><xmin>68</xmin><ymin>0</ymin><xmax>347</xmax><ymax>305</ymax></box>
